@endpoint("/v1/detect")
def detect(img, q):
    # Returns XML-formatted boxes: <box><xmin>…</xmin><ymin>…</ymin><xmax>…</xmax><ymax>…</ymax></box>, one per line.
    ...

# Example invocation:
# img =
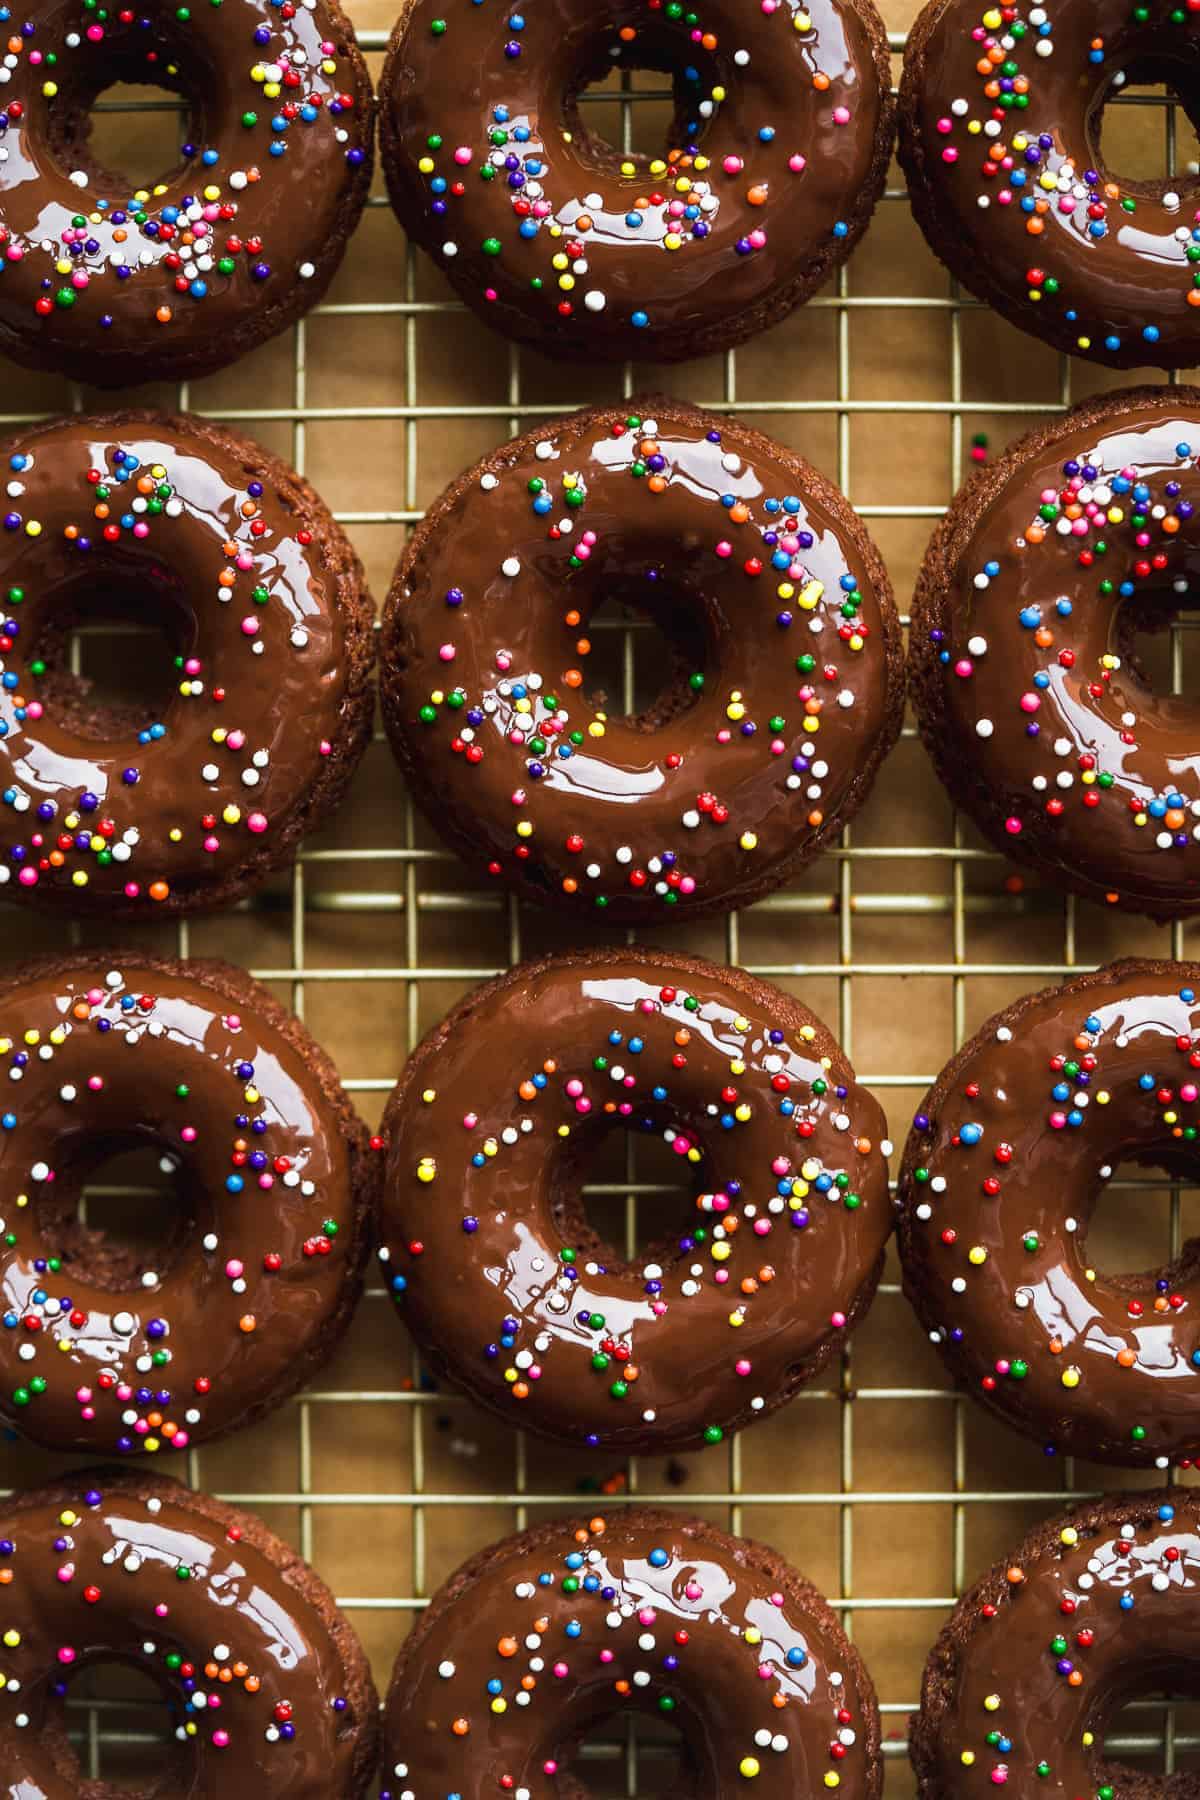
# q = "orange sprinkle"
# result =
<box><xmin>452</xmin><ymin>1718</ymin><xmax>469</xmax><ymax>1737</ymax></box>
<box><xmin>238</xmin><ymin>1314</ymin><xmax>256</xmax><ymax>1334</ymax></box>
<box><xmin>498</xmin><ymin>1636</ymin><xmax>519</xmax><ymax>1658</ymax></box>
<box><xmin>563</xmin><ymin>668</ymin><xmax>582</xmax><ymax>688</ymax></box>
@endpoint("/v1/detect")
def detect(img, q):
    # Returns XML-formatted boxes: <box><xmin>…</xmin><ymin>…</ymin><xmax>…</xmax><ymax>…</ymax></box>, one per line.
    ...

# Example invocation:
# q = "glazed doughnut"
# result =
<box><xmin>910</xmin><ymin>386</ymin><xmax>1200</xmax><ymax>920</ymax></box>
<box><xmin>379</xmin><ymin>946</ymin><xmax>891</xmax><ymax>1455</ymax></box>
<box><xmin>0</xmin><ymin>0</ymin><xmax>373</xmax><ymax>386</ymax></box>
<box><xmin>0</xmin><ymin>409</ymin><xmax>374</xmax><ymax>915</ymax></box>
<box><xmin>382</xmin><ymin>1508</ymin><xmax>882</xmax><ymax>1800</ymax></box>
<box><xmin>0</xmin><ymin>1470</ymin><xmax>379</xmax><ymax>1796</ymax></box>
<box><xmin>381</xmin><ymin>397</ymin><xmax>902</xmax><ymax>922</ymax></box>
<box><xmin>379</xmin><ymin>0</ymin><xmax>894</xmax><ymax>363</ymax></box>
<box><xmin>898</xmin><ymin>958</ymin><xmax>1200</xmax><ymax>1468</ymax></box>
<box><xmin>0</xmin><ymin>952</ymin><xmax>378</xmax><ymax>1457</ymax></box>
<box><xmin>899</xmin><ymin>0</ymin><xmax>1200</xmax><ymax>370</ymax></box>
<box><xmin>911</xmin><ymin>1489</ymin><xmax>1200</xmax><ymax>1799</ymax></box>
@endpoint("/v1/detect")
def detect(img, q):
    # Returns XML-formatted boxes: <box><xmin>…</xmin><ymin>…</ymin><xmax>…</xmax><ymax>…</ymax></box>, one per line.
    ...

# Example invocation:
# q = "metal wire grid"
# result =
<box><xmin>0</xmin><ymin>19</ymin><xmax>1196</xmax><ymax>1790</ymax></box>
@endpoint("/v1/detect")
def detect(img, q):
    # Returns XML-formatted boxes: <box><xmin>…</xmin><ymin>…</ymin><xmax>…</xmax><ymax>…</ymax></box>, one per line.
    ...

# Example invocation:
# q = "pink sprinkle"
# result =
<box><xmin>438</xmin><ymin>644</ymin><xmax>455</xmax><ymax>662</ymax></box>
<box><xmin>1019</xmin><ymin>692</ymin><xmax>1040</xmax><ymax>713</ymax></box>
<box><xmin>552</xmin><ymin>1663</ymin><xmax>568</xmax><ymax>1679</ymax></box>
<box><xmin>1004</xmin><ymin>816</ymin><xmax>1022</xmax><ymax>835</ymax></box>
<box><xmin>56</xmin><ymin>1565</ymin><xmax>74</xmax><ymax>1583</ymax></box>
<box><xmin>246</xmin><ymin>812</ymin><xmax>268</xmax><ymax>834</ymax></box>
<box><xmin>735</xmin><ymin>1359</ymin><xmax>752</xmax><ymax>1376</ymax></box>
<box><xmin>941</xmin><ymin>147</ymin><xmax>958</xmax><ymax>164</ymax></box>
<box><xmin>833</xmin><ymin>106</ymin><xmax>850</xmax><ymax>125</ymax></box>
<box><xmin>715</xmin><ymin>540</ymin><xmax>732</xmax><ymax>558</ymax></box>
<box><xmin>88</xmin><ymin>1075</ymin><xmax>103</xmax><ymax>1092</ymax></box>
<box><xmin>954</xmin><ymin>659</ymin><xmax>974</xmax><ymax>679</ymax></box>
<box><xmin>723</xmin><ymin>155</ymin><xmax>743</xmax><ymax>174</ymax></box>
<box><xmin>788</xmin><ymin>153</ymin><xmax>806</xmax><ymax>173</ymax></box>
<box><xmin>225</xmin><ymin>1260</ymin><xmax>244</xmax><ymax>1280</ymax></box>
<box><xmin>17</xmin><ymin>866</ymin><xmax>37</xmax><ymax>886</ymax></box>
<box><xmin>181</xmin><ymin>1126</ymin><xmax>197</xmax><ymax>1143</ymax></box>
<box><xmin>227</xmin><ymin>729</ymin><xmax>246</xmax><ymax>750</ymax></box>
<box><xmin>936</xmin><ymin>117</ymin><xmax>952</xmax><ymax>134</ymax></box>
<box><xmin>831</xmin><ymin>1310</ymin><xmax>847</xmax><ymax>1328</ymax></box>
<box><xmin>240</xmin><ymin>617</ymin><xmax>259</xmax><ymax>636</ymax></box>
<box><xmin>58</xmin><ymin>1648</ymin><xmax>76</xmax><ymax>1666</ymax></box>
<box><xmin>685</xmin><ymin>1580</ymin><xmax>703</xmax><ymax>1600</ymax></box>
<box><xmin>454</xmin><ymin>146</ymin><xmax>471</xmax><ymax>164</ymax></box>
<box><xmin>212</xmin><ymin>1731</ymin><xmax>229</xmax><ymax>1749</ymax></box>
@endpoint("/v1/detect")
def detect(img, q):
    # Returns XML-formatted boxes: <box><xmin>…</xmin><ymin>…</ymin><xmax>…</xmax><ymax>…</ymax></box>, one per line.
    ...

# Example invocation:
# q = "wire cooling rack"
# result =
<box><xmin>3</xmin><ymin>9</ymin><xmax>1200</xmax><ymax>1793</ymax></box>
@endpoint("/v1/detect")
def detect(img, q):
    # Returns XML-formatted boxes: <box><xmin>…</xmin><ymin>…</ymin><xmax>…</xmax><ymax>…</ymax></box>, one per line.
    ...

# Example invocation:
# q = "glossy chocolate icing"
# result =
<box><xmin>379</xmin><ymin>947</ymin><xmax>891</xmax><ymax>1453</ymax></box>
<box><xmin>381</xmin><ymin>399</ymin><xmax>901</xmax><ymax>923</ymax></box>
<box><xmin>912</xmin><ymin>1490</ymin><xmax>1200</xmax><ymax>1799</ymax></box>
<box><xmin>900</xmin><ymin>0</ymin><xmax>1200</xmax><ymax>370</ymax></box>
<box><xmin>0</xmin><ymin>1472</ymin><xmax>375</xmax><ymax>1797</ymax></box>
<box><xmin>911</xmin><ymin>389</ymin><xmax>1200</xmax><ymax>918</ymax></box>
<box><xmin>380</xmin><ymin>0</ymin><xmax>892</xmax><ymax>361</ymax></box>
<box><xmin>382</xmin><ymin>1509</ymin><xmax>881</xmax><ymax>1800</ymax></box>
<box><xmin>0</xmin><ymin>410</ymin><xmax>367</xmax><ymax>914</ymax></box>
<box><xmin>0</xmin><ymin>955</ymin><xmax>368</xmax><ymax>1457</ymax></box>
<box><xmin>0</xmin><ymin>0</ymin><xmax>372</xmax><ymax>386</ymax></box>
<box><xmin>898</xmin><ymin>959</ymin><xmax>1200</xmax><ymax>1467</ymax></box>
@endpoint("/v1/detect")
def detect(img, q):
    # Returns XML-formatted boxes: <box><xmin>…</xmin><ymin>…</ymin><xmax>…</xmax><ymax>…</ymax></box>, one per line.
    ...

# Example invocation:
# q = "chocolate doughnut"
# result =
<box><xmin>0</xmin><ymin>952</ymin><xmax>378</xmax><ymax>1457</ymax></box>
<box><xmin>382</xmin><ymin>1508</ymin><xmax>882</xmax><ymax>1799</ymax></box>
<box><xmin>0</xmin><ymin>1470</ymin><xmax>379</xmax><ymax>1795</ymax></box>
<box><xmin>379</xmin><ymin>946</ymin><xmax>891</xmax><ymax>1454</ymax></box>
<box><xmin>910</xmin><ymin>386</ymin><xmax>1200</xmax><ymax>920</ymax></box>
<box><xmin>899</xmin><ymin>0</ymin><xmax>1200</xmax><ymax>370</ymax></box>
<box><xmin>378</xmin><ymin>0</ymin><xmax>894</xmax><ymax>363</ymax></box>
<box><xmin>897</xmin><ymin>958</ymin><xmax>1200</xmax><ymax>1468</ymax></box>
<box><xmin>0</xmin><ymin>409</ymin><xmax>374</xmax><ymax>915</ymax></box>
<box><xmin>381</xmin><ymin>397</ymin><xmax>902</xmax><ymax>922</ymax></box>
<box><xmin>911</xmin><ymin>1489</ymin><xmax>1200</xmax><ymax>1799</ymax></box>
<box><xmin>0</xmin><ymin>0</ymin><xmax>373</xmax><ymax>387</ymax></box>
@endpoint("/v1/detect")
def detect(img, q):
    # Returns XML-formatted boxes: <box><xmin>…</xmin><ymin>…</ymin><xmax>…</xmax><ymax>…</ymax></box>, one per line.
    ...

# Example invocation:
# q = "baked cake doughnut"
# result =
<box><xmin>379</xmin><ymin>945</ymin><xmax>891</xmax><ymax>1454</ymax></box>
<box><xmin>382</xmin><ymin>1509</ymin><xmax>882</xmax><ymax>1799</ymax></box>
<box><xmin>0</xmin><ymin>0</ymin><xmax>373</xmax><ymax>386</ymax></box>
<box><xmin>0</xmin><ymin>1470</ymin><xmax>379</xmax><ymax>1796</ymax></box>
<box><xmin>910</xmin><ymin>386</ymin><xmax>1200</xmax><ymax>919</ymax></box>
<box><xmin>898</xmin><ymin>958</ymin><xmax>1200</xmax><ymax>1467</ymax></box>
<box><xmin>0</xmin><ymin>409</ymin><xmax>374</xmax><ymax>915</ymax></box>
<box><xmin>911</xmin><ymin>1489</ymin><xmax>1200</xmax><ymax>1799</ymax></box>
<box><xmin>0</xmin><ymin>952</ymin><xmax>378</xmax><ymax>1457</ymax></box>
<box><xmin>379</xmin><ymin>0</ymin><xmax>894</xmax><ymax>362</ymax></box>
<box><xmin>900</xmin><ymin>0</ymin><xmax>1200</xmax><ymax>370</ymax></box>
<box><xmin>381</xmin><ymin>396</ymin><xmax>903</xmax><ymax>922</ymax></box>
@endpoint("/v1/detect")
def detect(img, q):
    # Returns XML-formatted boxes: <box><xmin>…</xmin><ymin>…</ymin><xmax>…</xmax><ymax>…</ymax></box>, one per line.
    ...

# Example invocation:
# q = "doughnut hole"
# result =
<box><xmin>563</xmin><ymin>1708</ymin><xmax>689</xmax><ymax>1796</ymax></box>
<box><xmin>22</xmin><ymin>570</ymin><xmax>193</xmax><ymax>744</ymax></box>
<box><xmin>1092</xmin><ymin>59</ymin><xmax>1200</xmax><ymax>193</ymax></box>
<box><xmin>566</xmin><ymin>22</ymin><xmax>729</xmax><ymax>170</ymax></box>
<box><xmin>56</xmin><ymin>1655</ymin><xmax>182</xmax><ymax>1793</ymax></box>
<box><xmin>1099</xmin><ymin>1671</ymin><xmax>1200</xmax><ymax>1784</ymax></box>
<box><xmin>34</xmin><ymin>1132</ymin><xmax>199</xmax><ymax>1295</ymax></box>
<box><xmin>36</xmin><ymin>26</ymin><xmax>213</xmax><ymax>202</ymax></box>
<box><xmin>575</xmin><ymin>580</ymin><xmax>708</xmax><ymax>729</ymax></box>
<box><xmin>1081</xmin><ymin>1149</ymin><xmax>1200</xmax><ymax>1299</ymax></box>
<box><xmin>555</xmin><ymin>1104</ymin><xmax>712</xmax><ymax>1278</ymax></box>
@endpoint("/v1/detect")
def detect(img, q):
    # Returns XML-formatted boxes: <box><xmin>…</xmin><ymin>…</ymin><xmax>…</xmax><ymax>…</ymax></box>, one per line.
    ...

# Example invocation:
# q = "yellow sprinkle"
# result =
<box><xmin>961</xmin><ymin>1752</ymin><xmax>976</xmax><ymax>1767</ymax></box>
<box><xmin>1060</xmin><ymin>1527</ymin><xmax>1079</xmax><ymax>1546</ymax></box>
<box><xmin>1061</xmin><ymin>1366</ymin><xmax>1081</xmax><ymax>1389</ymax></box>
<box><xmin>740</xmin><ymin>1758</ymin><xmax>760</xmax><ymax>1778</ymax></box>
<box><xmin>968</xmin><ymin>1246</ymin><xmax>987</xmax><ymax>1266</ymax></box>
<box><xmin>2</xmin><ymin>1631</ymin><xmax>19</xmax><ymax>1649</ymax></box>
<box><xmin>739</xmin><ymin>831</ymin><xmax>758</xmax><ymax>851</ymax></box>
<box><xmin>416</xmin><ymin>1158</ymin><xmax>437</xmax><ymax>1184</ymax></box>
<box><xmin>422</xmin><ymin>1089</ymin><xmax>437</xmax><ymax>1104</ymax></box>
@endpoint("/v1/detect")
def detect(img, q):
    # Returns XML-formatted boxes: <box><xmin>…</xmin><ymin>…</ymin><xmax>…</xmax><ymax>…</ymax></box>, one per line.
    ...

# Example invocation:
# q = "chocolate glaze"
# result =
<box><xmin>380</xmin><ymin>0</ymin><xmax>893</xmax><ymax>363</ymax></box>
<box><xmin>0</xmin><ymin>410</ymin><xmax>374</xmax><ymax>916</ymax></box>
<box><xmin>381</xmin><ymin>397</ymin><xmax>902</xmax><ymax>923</ymax></box>
<box><xmin>897</xmin><ymin>959</ymin><xmax>1200</xmax><ymax>1468</ymax></box>
<box><xmin>0</xmin><ymin>1471</ymin><xmax>378</xmax><ymax>1797</ymax></box>
<box><xmin>0</xmin><ymin>954</ymin><xmax>374</xmax><ymax>1457</ymax></box>
<box><xmin>382</xmin><ymin>1509</ymin><xmax>882</xmax><ymax>1800</ymax></box>
<box><xmin>0</xmin><ymin>0</ymin><xmax>373</xmax><ymax>387</ymax></box>
<box><xmin>379</xmin><ymin>947</ymin><xmax>891</xmax><ymax>1454</ymax></box>
<box><xmin>900</xmin><ymin>0</ymin><xmax>1200</xmax><ymax>371</ymax></box>
<box><xmin>910</xmin><ymin>387</ymin><xmax>1200</xmax><ymax>920</ymax></box>
<box><xmin>911</xmin><ymin>1489</ymin><xmax>1200</xmax><ymax>1800</ymax></box>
